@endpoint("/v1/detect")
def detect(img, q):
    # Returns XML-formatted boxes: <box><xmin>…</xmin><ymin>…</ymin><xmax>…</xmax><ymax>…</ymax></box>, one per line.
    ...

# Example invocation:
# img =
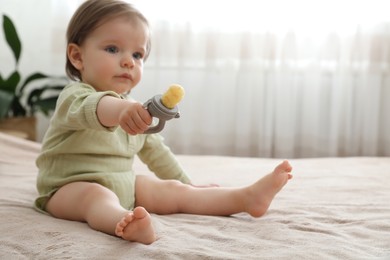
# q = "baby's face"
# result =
<box><xmin>77</xmin><ymin>16</ymin><xmax>149</xmax><ymax>94</ymax></box>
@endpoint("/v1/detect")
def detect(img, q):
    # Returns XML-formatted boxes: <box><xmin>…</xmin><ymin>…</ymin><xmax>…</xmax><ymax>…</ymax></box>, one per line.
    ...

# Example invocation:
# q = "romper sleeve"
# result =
<box><xmin>55</xmin><ymin>83</ymin><xmax>121</xmax><ymax>131</ymax></box>
<box><xmin>137</xmin><ymin>134</ymin><xmax>191</xmax><ymax>184</ymax></box>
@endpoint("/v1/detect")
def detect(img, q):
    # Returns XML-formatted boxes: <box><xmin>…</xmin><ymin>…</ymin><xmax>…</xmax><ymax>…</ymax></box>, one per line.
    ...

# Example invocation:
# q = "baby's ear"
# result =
<box><xmin>67</xmin><ymin>43</ymin><xmax>83</xmax><ymax>70</ymax></box>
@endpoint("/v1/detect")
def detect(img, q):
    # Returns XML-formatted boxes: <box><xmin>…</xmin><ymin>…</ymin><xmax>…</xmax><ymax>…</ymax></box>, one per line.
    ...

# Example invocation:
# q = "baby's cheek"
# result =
<box><xmin>132</xmin><ymin>68</ymin><xmax>143</xmax><ymax>85</ymax></box>
<box><xmin>96</xmin><ymin>62</ymin><xmax>114</xmax><ymax>78</ymax></box>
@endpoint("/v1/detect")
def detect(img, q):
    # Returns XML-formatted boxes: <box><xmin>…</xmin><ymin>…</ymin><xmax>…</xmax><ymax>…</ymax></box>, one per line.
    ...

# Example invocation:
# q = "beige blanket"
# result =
<box><xmin>1</xmin><ymin>132</ymin><xmax>389</xmax><ymax>259</ymax></box>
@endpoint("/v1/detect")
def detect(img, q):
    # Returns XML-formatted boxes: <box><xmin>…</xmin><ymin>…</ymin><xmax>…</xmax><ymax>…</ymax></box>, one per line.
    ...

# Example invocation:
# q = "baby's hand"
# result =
<box><xmin>119</xmin><ymin>101</ymin><xmax>152</xmax><ymax>135</ymax></box>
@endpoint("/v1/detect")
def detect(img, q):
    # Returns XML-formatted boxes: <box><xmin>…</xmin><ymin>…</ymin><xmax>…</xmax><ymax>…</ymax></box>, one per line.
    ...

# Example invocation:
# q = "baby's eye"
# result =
<box><xmin>133</xmin><ymin>52</ymin><xmax>143</xmax><ymax>60</ymax></box>
<box><xmin>105</xmin><ymin>46</ymin><xmax>119</xmax><ymax>54</ymax></box>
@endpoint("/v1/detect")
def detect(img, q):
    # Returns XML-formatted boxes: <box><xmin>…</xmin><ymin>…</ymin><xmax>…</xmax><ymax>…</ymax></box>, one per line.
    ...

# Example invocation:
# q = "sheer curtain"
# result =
<box><xmin>3</xmin><ymin>0</ymin><xmax>389</xmax><ymax>158</ymax></box>
<box><xmin>134</xmin><ymin>0</ymin><xmax>390</xmax><ymax>158</ymax></box>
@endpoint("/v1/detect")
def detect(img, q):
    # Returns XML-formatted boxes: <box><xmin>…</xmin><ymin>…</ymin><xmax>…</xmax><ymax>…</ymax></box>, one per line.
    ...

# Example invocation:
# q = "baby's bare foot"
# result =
<box><xmin>247</xmin><ymin>160</ymin><xmax>293</xmax><ymax>217</ymax></box>
<box><xmin>115</xmin><ymin>206</ymin><xmax>156</xmax><ymax>244</ymax></box>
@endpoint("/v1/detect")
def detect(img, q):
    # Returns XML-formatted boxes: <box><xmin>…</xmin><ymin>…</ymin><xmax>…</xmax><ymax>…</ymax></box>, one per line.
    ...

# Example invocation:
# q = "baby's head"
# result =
<box><xmin>65</xmin><ymin>0</ymin><xmax>151</xmax><ymax>81</ymax></box>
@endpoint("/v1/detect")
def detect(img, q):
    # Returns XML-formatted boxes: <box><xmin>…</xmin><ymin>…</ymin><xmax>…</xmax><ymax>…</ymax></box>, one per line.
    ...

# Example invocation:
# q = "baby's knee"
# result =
<box><xmin>164</xmin><ymin>179</ymin><xmax>191</xmax><ymax>192</ymax></box>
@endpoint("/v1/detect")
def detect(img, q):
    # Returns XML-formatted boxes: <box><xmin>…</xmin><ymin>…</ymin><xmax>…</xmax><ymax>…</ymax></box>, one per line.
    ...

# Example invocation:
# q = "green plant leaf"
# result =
<box><xmin>26</xmin><ymin>84</ymin><xmax>63</xmax><ymax>105</ymax></box>
<box><xmin>26</xmin><ymin>88</ymin><xmax>44</xmax><ymax>107</ymax></box>
<box><xmin>27</xmin><ymin>84</ymin><xmax>64</xmax><ymax>114</ymax></box>
<box><xmin>0</xmin><ymin>71</ymin><xmax>20</xmax><ymax>93</ymax></box>
<box><xmin>33</xmin><ymin>96</ymin><xmax>59</xmax><ymax>116</ymax></box>
<box><xmin>0</xmin><ymin>89</ymin><xmax>14</xmax><ymax>119</ymax></box>
<box><xmin>10</xmin><ymin>98</ymin><xmax>26</xmax><ymax>117</ymax></box>
<box><xmin>0</xmin><ymin>73</ymin><xmax>5</xmax><ymax>89</ymax></box>
<box><xmin>3</xmin><ymin>14</ymin><xmax>21</xmax><ymax>65</ymax></box>
<box><xmin>18</xmin><ymin>72</ymin><xmax>48</xmax><ymax>94</ymax></box>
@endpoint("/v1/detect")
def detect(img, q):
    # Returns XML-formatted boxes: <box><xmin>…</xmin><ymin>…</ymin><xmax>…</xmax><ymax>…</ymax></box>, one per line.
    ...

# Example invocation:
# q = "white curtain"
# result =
<box><xmin>3</xmin><ymin>0</ymin><xmax>389</xmax><ymax>158</ymax></box>
<box><xmin>133</xmin><ymin>0</ymin><xmax>390</xmax><ymax>158</ymax></box>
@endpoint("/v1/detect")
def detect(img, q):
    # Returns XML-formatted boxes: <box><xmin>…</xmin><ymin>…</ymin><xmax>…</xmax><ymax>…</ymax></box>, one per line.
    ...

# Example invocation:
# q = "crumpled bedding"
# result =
<box><xmin>0</xmin><ymin>132</ymin><xmax>389</xmax><ymax>259</ymax></box>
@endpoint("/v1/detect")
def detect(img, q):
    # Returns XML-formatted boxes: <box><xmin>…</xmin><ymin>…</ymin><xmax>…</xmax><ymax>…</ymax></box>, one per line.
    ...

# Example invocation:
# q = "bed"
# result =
<box><xmin>1</xmin><ymin>132</ymin><xmax>389</xmax><ymax>259</ymax></box>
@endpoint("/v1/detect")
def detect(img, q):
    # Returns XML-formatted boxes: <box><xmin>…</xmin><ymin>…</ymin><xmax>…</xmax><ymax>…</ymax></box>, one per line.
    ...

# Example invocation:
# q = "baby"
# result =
<box><xmin>35</xmin><ymin>0</ymin><xmax>292</xmax><ymax>245</ymax></box>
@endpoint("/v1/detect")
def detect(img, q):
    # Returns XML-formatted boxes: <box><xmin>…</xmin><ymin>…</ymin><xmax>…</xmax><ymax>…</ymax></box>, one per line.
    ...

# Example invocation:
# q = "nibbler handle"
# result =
<box><xmin>143</xmin><ymin>94</ymin><xmax>180</xmax><ymax>134</ymax></box>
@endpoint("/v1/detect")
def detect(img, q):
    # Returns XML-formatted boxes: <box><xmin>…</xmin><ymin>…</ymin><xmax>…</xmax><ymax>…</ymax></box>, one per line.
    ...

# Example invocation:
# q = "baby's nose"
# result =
<box><xmin>121</xmin><ymin>55</ymin><xmax>135</xmax><ymax>68</ymax></box>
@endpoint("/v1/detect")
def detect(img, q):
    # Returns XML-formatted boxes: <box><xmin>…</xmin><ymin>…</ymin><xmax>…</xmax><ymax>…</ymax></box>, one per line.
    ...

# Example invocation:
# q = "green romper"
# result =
<box><xmin>35</xmin><ymin>82</ymin><xmax>191</xmax><ymax>213</ymax></box>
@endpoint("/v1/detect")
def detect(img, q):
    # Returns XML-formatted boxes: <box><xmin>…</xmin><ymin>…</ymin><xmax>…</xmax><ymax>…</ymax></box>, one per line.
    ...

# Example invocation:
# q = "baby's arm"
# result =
<box><xmin>97</xmin><ymin>96</ymin><xmax>152</xmax><ymax>135</ymax></box>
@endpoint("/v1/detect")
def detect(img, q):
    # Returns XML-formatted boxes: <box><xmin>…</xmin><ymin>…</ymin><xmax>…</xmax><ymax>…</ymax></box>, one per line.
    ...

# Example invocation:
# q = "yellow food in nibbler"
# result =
<box><xmin>161</xmin><ymin>84</ymin><xmax>185</xmax><ymax>109</ymax></box>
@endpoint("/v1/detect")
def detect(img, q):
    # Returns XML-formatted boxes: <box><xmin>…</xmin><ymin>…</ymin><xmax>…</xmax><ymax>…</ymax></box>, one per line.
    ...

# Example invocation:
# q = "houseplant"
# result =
<box><xmin>0</xmin><ymin>14</ymin><xmax>68</xmax><ymax>140</ymax></box>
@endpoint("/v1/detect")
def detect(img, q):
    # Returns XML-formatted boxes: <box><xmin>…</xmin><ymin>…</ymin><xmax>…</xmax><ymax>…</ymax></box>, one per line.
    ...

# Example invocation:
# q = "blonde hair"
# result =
<box><xmin>65</xmin><ymin>0</ymin><xmax>151</xmax><ymax>81</ymax></box>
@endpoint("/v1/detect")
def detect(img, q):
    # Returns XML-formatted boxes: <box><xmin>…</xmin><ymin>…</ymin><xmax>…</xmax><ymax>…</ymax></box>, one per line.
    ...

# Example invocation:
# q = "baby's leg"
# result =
<box><xmin>45</xmin><ymin>182</ymin><xmax>156</xmax><ymax>244</ymax></box>
<box><xmin>134</xmin><ymin>160</ymin><xmax>292</xmax><ymax>217</ymax></box>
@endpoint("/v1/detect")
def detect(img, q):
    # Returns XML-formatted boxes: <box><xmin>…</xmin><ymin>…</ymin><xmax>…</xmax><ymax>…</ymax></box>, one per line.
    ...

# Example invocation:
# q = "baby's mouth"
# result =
<box><xmin>117</xmin><ymin>73</ymin><xmax>132</xmax><ymax>81</ymax></box>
